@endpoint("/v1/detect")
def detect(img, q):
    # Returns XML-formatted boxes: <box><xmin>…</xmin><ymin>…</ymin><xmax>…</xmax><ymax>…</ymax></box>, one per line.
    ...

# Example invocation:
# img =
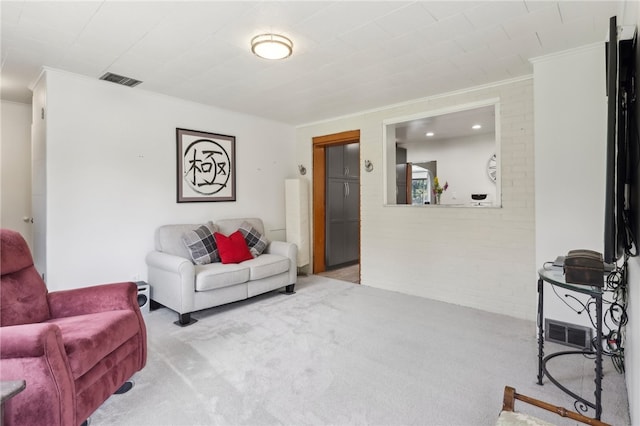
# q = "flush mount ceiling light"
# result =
<box><xmin>251</xmin><ymin>33</ymin><xmax>293</xmax><ymax>60</ymax></box>
<box><xmin>472</xmin><ymin>124</ymin><xmax>482</xmax><ymax>130</ymax></box>
<box><xmin>426</xmin><ymin>132</ymin><xmax>435</xmax><ymax>137</ymax></box>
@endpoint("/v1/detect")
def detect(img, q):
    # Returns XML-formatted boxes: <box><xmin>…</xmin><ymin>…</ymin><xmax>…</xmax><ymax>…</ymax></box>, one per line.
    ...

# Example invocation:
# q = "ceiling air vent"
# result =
<box><xmin>99</xmin><ymin>72</ymin><xmax>142</xmax><ymax>87</ymax></box>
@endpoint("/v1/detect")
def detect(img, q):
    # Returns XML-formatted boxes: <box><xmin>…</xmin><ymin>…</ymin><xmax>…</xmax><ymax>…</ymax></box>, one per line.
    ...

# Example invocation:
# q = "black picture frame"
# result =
<box><xmin>176</xmin><ymin>128</ymin><xmax>236</xmax><ymax>202</ymax></box>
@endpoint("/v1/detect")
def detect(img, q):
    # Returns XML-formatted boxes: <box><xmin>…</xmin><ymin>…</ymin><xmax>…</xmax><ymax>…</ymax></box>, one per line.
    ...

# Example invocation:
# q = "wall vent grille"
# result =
<box><xmin>99</xmin><ymin>72</ymin><xmax>142</xmax><ymax>87</ymax></box>
<box><xmin>545</xmin><ymin>318</ymin><xmax>592</xmax><ymax>350</ymax></box>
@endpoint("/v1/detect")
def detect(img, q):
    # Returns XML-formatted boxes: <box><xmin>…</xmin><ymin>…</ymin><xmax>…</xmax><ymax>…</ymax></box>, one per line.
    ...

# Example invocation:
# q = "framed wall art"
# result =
<box><xmin>176</xmin><ymin>128</ymin><xmax>236</xmax><ymax>202</ymax></box>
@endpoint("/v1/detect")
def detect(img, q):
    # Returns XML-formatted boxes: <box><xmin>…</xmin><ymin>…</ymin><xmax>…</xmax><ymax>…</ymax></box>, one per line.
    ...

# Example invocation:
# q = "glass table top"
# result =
<box><xmin>538</xmin><ymin>266</ymin><xmax>604</xmax><ymax>295</ymax></box>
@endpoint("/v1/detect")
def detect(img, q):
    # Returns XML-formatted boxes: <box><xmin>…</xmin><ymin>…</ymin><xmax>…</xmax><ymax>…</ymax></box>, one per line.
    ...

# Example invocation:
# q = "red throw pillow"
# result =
<box><xmin>214</xmin><ymin>231</ymin><xmax>254</xmax><ymax>264</ymax></box>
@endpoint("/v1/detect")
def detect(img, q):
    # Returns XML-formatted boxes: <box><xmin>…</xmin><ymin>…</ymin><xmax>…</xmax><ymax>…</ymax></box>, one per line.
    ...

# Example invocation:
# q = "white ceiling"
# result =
<box><xmin>0</xmin><ymin>1</ymin><xmax>622</xmax><ymax>125</ymax></box>
<box><xmin>395</xmin><ymin>104</ymin><xmax>495</xmax><ymax>143</ymax></box>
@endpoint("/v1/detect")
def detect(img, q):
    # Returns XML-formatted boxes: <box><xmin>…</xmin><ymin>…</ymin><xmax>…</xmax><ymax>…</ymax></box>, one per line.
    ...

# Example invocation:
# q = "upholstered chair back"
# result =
<box><xmin>0</xmin><ymin>229</ymin><xmax>50</xmax><ymax>326</ymax></box>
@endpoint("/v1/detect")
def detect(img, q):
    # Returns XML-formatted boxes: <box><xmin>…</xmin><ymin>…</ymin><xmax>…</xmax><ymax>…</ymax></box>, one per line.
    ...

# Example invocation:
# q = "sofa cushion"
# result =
<box><xmin>194</xmin><ymin>263</ymin><xmax>250</xmax><ymax>291</ymax></box>
<box><xmin>47</xmin><ymin>310</ymin><xmax>139</xmax><ymax>379</ymax></box>
<box><xmin>183</xmin><ymin>224</ymin><xmax>219</xmax><ymax>265</ymax></box>
<box><xmin>238</xmin><ymin>221</ymin><xmax>269</xmax><ymax>257</ymax></box>
<box><xmin>243</xmin><ymin>254</ymin><xmax>290</xmax><ymax>280</ymax></box>
<box><xmin>156</xmin><ymin>222</ymin><xmax>216</xmax><ymax>259</ymax></box>
<box><xmin>215</xmin><ymin>231</ymin><xmax>254</xmax><ymax>264</ymax></box>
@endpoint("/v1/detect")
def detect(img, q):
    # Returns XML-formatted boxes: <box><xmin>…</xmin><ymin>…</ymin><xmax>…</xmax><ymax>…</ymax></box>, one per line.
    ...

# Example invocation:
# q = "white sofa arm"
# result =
<box><xmin>146</xmin><ymin>250</ymin><xmax>193</xmax><ymax>273</ymax></box>
<box><xmin>266</xmin><ymin>241</ymin><xmax>297</xmax><ymax>285</ymax></box>
<box><xmin>145</xmin><ymin>251</ymin><xmax>196</xmax><ymax>315</ymax></box>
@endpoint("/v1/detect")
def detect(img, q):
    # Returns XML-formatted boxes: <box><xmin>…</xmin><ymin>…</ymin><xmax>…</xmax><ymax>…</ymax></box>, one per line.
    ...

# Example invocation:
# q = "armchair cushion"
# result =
<box><xmin>0</xmin><ymin>227</ymin><xmax>34</xmax><ymax>274</ymax></box>
<box><xmin>47</xmin><ymin>310</ymin><xmax>140</xmax><ymax>379</ymax></box>
<box><xmin>1</xmin><ymin>267</ymin><xmax>50</xmax><ymax>326</ymax></box>
<box><xmin>0</xmin><ymin>230</ymin><xmax>50</xmax><ymax>326</ymax></box>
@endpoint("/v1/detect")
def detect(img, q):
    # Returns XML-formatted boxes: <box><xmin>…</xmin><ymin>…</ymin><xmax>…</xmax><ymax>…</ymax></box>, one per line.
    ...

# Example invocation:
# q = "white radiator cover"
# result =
<box><xmin>285</xmin><ymin>178</ymin><xmax>310</xmax><ymax>267</ymax></box>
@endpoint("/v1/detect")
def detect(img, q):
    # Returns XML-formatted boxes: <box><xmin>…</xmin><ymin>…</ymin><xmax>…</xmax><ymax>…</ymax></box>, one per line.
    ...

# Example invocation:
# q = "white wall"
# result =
<box><xmin>628</xmin><ymin>260</ymin><xmax>639</xmax><ymax>425</ymax></box>
<box><xmin>1</xmin><ymin>100</ymin><xmax>32</xmax><ymax>245</ymax></box>
<box><xmin>628</xmin><ymin>257</ymin><xmax>639</xmax><ymax>426</ymax></box>
<box><xmin>532</xmin><ymin>45</ymin><xmax>608</xmax><ymax>328</ymax></box>
<box><xmin>41</xmin><ymin>69</ymin><xmax>296</xmax><ymax>291</ymax></box>
<box><xmin>403</xmin><ymin>132</ymin><xmax>496</xmax><ymax>205</ymax></box>
<box><xmin>621</xmin><ymin>2</ymin><xmax>639</xmax><ymax>424</ymax></box>
<box><xmin>31</xmin><ymin>76</ymin><xmax>48</xmax><ymax>278</ymax></box>
<box><xmin>534</xmin><ymin>18</ymin><xmax>638</xmax><ymax>424</ymax></box>
<box><xmin>297</xmin><ymin>77</ymin><xmax>536</xmax><ymax>320</ymax></box>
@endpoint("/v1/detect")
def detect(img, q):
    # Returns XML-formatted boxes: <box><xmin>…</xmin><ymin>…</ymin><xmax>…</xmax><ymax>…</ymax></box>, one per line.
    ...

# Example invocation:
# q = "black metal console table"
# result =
<box><xmin>537</xmin><ymin>267</ymin><xmax>604</xmax><ymax>419</ymax></box>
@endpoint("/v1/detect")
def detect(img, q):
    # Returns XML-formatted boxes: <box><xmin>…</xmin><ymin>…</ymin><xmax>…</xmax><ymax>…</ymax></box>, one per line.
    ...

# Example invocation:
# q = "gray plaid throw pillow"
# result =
<box><xmin>182</xmin><ymin>223</ymin><xmax>219</xmax><ymax>264</ymax></box>
<box><xmin>238</xmin><ymin>221</ymin><xmax>269</xmax><ymax>257</ymax></box>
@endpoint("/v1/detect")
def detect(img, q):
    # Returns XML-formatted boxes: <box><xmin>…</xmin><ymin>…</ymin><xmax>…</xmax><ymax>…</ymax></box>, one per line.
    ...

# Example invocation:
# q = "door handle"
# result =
<box><xmin>23</xmin><ymin>217</ymin><xmax>33</xmax><ymax>223</ymax></box>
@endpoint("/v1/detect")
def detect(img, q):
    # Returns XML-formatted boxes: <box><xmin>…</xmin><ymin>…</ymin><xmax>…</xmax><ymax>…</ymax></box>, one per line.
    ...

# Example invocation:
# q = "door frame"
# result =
<box><xmin>312</xmin><ymin>129</ymin><xmax>360</xmax><ymax>274</ymax></box>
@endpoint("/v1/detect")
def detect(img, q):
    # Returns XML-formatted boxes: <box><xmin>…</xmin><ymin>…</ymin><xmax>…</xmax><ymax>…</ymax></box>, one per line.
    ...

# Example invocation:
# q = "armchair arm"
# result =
<box><xmin>48</xmin><ymin>282</ymin><xmax>138</xmax><ymax>319</ymax></box>
<box><xmin>0</xmin><ymin>323</ymin><xmax>75</xmax><ymax>426</ymax></box>
<box><xmin>145</xmin><ymin>251</ymin><xmax>196</xmax><ymax>314</ymax></box>
<box><xmin>1</xmin><ymin>323</ymin><xmax>66</xmax><ymax>358</ymax></box>
<box><xmin>265</xmin><ymin>241</ymin><xmax>297</xmax><ymax>285</ymax></box>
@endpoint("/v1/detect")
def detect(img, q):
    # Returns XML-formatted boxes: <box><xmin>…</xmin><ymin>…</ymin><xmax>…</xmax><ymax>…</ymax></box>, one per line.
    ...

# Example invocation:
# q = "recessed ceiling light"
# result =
<box><xmin>472</xmin><ymin>124</ymin><xmax>482</xmax><ymax>130</ymax></box>
<box><xmin>426</xmin><ymin>132</ymin><xmax>434</xmax><ymax>137</ymax></box>
<box><xmin>251</xmin><ymin>33</ymin><xmax>293</xmax><ymax>60</ymax></box>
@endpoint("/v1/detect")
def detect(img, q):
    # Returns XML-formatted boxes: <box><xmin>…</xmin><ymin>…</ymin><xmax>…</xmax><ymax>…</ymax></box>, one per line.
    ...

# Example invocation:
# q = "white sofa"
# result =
<box><xmin>146</xmin><ymin>218</ymin><xmax>297</xmax><ymax>325</ymax></box>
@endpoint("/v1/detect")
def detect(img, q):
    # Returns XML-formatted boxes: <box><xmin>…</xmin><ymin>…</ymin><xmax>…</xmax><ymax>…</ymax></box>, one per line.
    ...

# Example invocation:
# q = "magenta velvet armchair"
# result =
<box><xmin>0</xmin><ymin>229</ymin><xmax>147</xmax><ymax>426</ymax></box>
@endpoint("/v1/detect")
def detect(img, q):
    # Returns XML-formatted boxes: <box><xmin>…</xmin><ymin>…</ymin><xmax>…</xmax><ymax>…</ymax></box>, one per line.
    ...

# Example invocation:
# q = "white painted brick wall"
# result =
<box><xmin>297</xmin><ymin>77</ymin><xmax>536</xmax><ymax>320</ymax></box>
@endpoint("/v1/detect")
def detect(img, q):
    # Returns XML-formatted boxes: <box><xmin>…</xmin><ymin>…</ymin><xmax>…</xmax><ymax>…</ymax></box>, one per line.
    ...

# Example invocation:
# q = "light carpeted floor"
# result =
<box><xmin>90</xmin><ymin>275</ymin><xmax>630</xmax><ymax>425</ymax></box>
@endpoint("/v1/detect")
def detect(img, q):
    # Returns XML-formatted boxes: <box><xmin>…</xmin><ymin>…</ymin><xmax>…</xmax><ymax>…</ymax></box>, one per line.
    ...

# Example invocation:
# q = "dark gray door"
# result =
<box><xmin>325</xmin><ymin>143</ymin><xmax>360</xmax><ymax>268</ymax></box>
<box><xmin>396</xmin><ymin>147</ymin><xmax>408</xmax><ymax>204</ymax></box>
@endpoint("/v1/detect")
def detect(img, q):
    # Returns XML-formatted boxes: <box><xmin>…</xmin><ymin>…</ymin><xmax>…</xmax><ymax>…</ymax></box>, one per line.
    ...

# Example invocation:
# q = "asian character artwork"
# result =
<box><xmin>177</xmin><ymin>128</ymin><xmax>236</xmax><ymax>202</ymax></box>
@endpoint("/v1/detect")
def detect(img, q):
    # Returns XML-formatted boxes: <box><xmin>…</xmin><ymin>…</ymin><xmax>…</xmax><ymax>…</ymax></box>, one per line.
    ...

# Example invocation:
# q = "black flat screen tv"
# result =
<box><xmin>604</xmin><ymin>16</ymin><xmax>638</xmax><ymax>264</ymax></box>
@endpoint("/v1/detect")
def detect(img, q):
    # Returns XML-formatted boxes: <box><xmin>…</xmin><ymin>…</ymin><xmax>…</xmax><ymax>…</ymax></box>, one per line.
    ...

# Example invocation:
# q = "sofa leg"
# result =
<box><xmin>174</xmin><ymin>313</ymin><xmax>198</xmax><ymax>327</ymax></box>
<box><xmin>285</xmin><ymin>284</ymin><xmax>296</xmax><ymax>294</ymax></box>
<box><xmin>115</xmin><ymin>381</ymin><xmax>134</xmax><ymax>394</ymax></box>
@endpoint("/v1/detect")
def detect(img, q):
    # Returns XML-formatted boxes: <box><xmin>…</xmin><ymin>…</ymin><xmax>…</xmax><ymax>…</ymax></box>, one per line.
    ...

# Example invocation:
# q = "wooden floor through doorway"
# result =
<box><xmin>317</xmin><ymin>264</ymin><xmax>360</xmax><ymax>284</ymax></box>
